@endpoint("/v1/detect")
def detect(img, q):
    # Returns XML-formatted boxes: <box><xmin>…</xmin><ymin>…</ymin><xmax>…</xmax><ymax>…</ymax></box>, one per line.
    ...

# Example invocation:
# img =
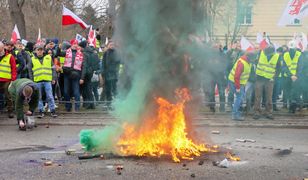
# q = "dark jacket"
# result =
<box><xmin>81</xmin><ymin>46</ymin><xmax>100</xmax><ymax>80</ymax></box>
<box><xmin>102</xmin><ymin>49</ymin><xmax>121</xmax><ymax>81</ymax></box>
<box><xmin>8</xmin><ymin>78</ymin><xmax>39</xmax><ymax>120</ymax></box>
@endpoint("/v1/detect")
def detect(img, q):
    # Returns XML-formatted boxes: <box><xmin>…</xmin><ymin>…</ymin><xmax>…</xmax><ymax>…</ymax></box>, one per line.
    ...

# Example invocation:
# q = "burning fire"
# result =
<box><xmin>225</xmin><ymin>152</ymin><xmax>241</xmax><ymax>161</ymax></box>
<box><xmin>117</xmin><ymin>88</ymin><xmax>218</xmax><ymax>162</ymax></box>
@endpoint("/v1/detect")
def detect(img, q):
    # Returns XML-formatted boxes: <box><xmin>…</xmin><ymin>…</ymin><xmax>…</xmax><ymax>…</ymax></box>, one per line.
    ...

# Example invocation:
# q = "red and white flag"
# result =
<box><xmin>293</xmin><ymin>32</ymin><xmax>308</xmax><ymax>51</ymax></box>
<box><xmin>88</xmin><ymin>25</ymin><xmax>96</xmax><ymax>48</ymax></box>
<box><xmin>10</xmin><ymin>24</ymin><xmax>21</xmax><ymax>43</ymax></box>
<box><xmin>256</xmin><ymin>32</ymin><xmax>270</xmax><ymax>50</ymax></box>
<box><xmin>36</xmin><ymin>28</ymin><xmax>42</xmax><ymax>44</ymax></box>
<box><xmin>240</xmin><ymin>36</ymin><xmax>255</xmax><ymax>52</ymax></box>
<box><xmin>278</xmin><ymin>0</ymin><xmax>308</xmax><ymax>26</ymax></box>
<box><xmin>62</xmin><ymin>6</ymin><xmax>89</xmax><ymax>29</ymax></box>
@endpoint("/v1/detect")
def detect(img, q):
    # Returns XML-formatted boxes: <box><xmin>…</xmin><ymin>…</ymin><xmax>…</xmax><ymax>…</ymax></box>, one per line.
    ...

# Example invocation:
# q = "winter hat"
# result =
<box><xmin>79</xmin><ymin>40</ymin><xmax>87</xmax><ymax>49</ymax></box>
<box><xmin>70</xmin><ymin>39</ymin><xmax>78</xmax><ymax>45</ymax></box>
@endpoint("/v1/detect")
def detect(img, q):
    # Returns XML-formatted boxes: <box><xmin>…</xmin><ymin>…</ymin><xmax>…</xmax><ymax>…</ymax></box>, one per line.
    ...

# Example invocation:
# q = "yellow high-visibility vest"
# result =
<box><xmin>256</xmin><ymin>51</ymin><xmax>279</xmax><ymax>79</ymax></box>
<box><xmin>228</xmin><ymin>58</ymin><xmax>251</xmax><ymax>85</ymax></box>
<box><xmin>0</xmin><ymin>54</ymin><xmax>12</xmax><ymax>79</ymax></box>
<box><xmin>32</xmin><ymin>55</ymin><xmax>52</xmax><ymax>82</ymax></box>
<box><xmin>283</xmin><ymin>51</ymin><xmax>301</xmax><ymax>76</ymax></box>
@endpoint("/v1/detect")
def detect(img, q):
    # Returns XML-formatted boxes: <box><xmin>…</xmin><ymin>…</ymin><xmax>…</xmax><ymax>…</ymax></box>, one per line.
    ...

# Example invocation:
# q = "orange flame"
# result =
<box><xmin>117</xmin><ymin>88</ymin><xmax>218</xmax><ymax>162</ymax></box>
<box><xmin>225</xmin><ymin>152</ymin><xmax>241</xmax><ymax>161</ymax></box>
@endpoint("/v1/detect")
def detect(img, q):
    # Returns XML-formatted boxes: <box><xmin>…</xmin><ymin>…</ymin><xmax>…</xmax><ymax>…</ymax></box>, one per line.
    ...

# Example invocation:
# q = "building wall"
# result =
<box><xmin>213</xmin><ymin>0</ymin><xmax>308</xmax><ymax>45</ymax></box>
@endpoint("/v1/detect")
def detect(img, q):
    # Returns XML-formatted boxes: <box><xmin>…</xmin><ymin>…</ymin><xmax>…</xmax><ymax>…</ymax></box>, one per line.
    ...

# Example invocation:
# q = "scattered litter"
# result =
<box><xmin>65</xmin><ymin>149</ymin><xmax>76</xmax><ymax>155</ymax></box>
<box><xmin>116</xmin><ymin>165</ymin><xmax>123</xmax><ymax>175</ymax></box>
<box><xmin>191</xmin><ymin>173</ymin><xmax>196</xmax><ymax>178</ymax></box>
<box><xmin>106</xmin><ymin>165</ymin><xmax>113</xmax><ymax>169</ymax></box>
<box><xmin>100</xmin><ymin>155</ymin><xmax>104</xmax><ymax>159</ymax></box>
<box><xmin>218</xmin><ymin>158</ymin><xmax>230</xmax><ymax>168</ymax></box>
<box><xmin>211</xmin><ymin>131</ymin><xmax>220</xmax><ymax>134</ymax></box>
<box><xmin>44</xmin><ymin>161</ymin><xmax>53</xmax><ymax>166</ymax></box>
<box><xmin>276</xmin><ymin>148</ymin><xmax>293</xmax><ymax>156</ymax></box>
<box><xmin>78</xmin><ymin>153</ymin><xmax>101</xmax><ymax>160</ymax></box>
<box><xmin>198</xmin><ymin>160</ymin><xmax>204</xmax><ymax>166</ymax></box>
<box><xmin>225</xmin><ymin>152</ymin><xmax>240</xmax><ymax>161</ymax></box>
<box><xmin>182</xmin><ymin>163</ymin><xmax>187</xmax><ymax>167</ymax></box>
<box><xmin>236</xmin><ymin>138</ymin><xmax>256</xmax><ymax>143</ymax></box>
<box><xmin>45</xmin><ymin>125</ymin><xmax>49</xmax><ymax>128</ymax></box>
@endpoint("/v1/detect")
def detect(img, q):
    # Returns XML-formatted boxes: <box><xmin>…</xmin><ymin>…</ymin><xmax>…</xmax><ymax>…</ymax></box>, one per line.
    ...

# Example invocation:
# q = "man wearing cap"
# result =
<box><xmin>228</xmin><ymin>51</ymin><xmax>256</xmax><ymax>120</ymax></box>
<box><xmin>62</xmin><ymin>39</ymin><xmax>85</xmax><ymax>112</ymax></box>
<box><xmin>28</xmin><ymin>44</ymin><xmax>57</xmax><ymax>118</ymax></box>
<box><xmin>281</xmin><ymin>41</ymin><xmax>304</xmax><ymax>113</ymax></box>
<box><xmin>0</xmin><ymin>41</ymin><xmax>17</xmax><ymax>118</ymax></box>
<box><xmin>253</xmin><ymin>46</ymin><xmax>281</xmax><ymax>120</ymax></box>
<box><xmin>8</xmin><ymin>78</ymin><xmax>39</xmax><ymax>130</ymax></box>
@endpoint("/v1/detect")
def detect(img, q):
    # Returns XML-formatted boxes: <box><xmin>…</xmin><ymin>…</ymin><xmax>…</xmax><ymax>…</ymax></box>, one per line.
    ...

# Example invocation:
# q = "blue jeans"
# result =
<box><xmin>37</xmin><ymin>82</ymin><xmax>55</xmax><ymax>112</ymax></box>
<box><xmin>229</xmin><ymin>81</ymin><xmax>245</xmax><ymax>117</ymax></box>
<box><xmin>64</xmin><ymin>75</ymin><xmax>80</xmax><ymax>110</ymax></box>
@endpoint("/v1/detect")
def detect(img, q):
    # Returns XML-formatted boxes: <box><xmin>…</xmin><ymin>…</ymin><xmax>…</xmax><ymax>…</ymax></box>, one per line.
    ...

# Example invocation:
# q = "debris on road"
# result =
<box><xmin>211</xmin><ymin>131</ymin><xmax>220</xmax><ymax>134</ymax></box>
<box><xmin>225</xmin><ymin>152</ymin><xmax>240</xmax><ymax>161</ymax></box>
<box><xmin>78</xmin><ymin>153</ymin><xmax>101</xmax><ymax>160</ymax></box>
<box><xmin>276</xmin><ymin>147</ymin><xmax>293</xmax><ymax>156</ymax></box>
<box><xmin>116</xmin><ymin>165</ymin><xmax>123</xmax><ymax>175</ymax></box>
<box><xmin>182</xmin><ymin>163</ymin><xmax>187</xmax><ymax>167</ymax></box>
<box><xmin>236</xmin><ymin>138</ymin><xmax>256</xmax><ymax>143</ymax></box>
<box><xmin>198</xmin><ymin>160</ymin><xmax>204</xmax><ymax>166</ymax></box>
<box><xmin>191</xmin><ymin>173</ymin><xmax>196</xmax><ymax>178</ymax></box>
<box><xmin>65</xmin><ymin>149</ymin><xmax>76</xmax><ymax>155</ymax></box>
<box><xmin>106</xmin><ymin>165</ymin><xmax>113</xmax><ymax>169</ymax></box>
<box><xmin>43</xmin><ymin>161</ymin><xmax>53</xmax><ymax>166</ymax></box>
<box><xmin>218</xmin><ymin>159</ymin><xmax>230</xmax><ymax>168</ymax></box>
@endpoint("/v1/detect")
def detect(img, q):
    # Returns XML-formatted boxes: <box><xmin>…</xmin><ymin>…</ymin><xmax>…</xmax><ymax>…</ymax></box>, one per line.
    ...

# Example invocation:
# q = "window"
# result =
<box><xmin>239</xmin><ymin>6</ymin><xmax>252</xmax><ymax>25</ymax></box>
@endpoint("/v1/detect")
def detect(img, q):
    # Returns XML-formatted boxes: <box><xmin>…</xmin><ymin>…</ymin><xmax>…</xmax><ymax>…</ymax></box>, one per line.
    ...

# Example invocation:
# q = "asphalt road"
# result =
<box><xmin>0</xmin><ymin>125</ymin><xmax>307</xmax><ymax>180</ymax></box>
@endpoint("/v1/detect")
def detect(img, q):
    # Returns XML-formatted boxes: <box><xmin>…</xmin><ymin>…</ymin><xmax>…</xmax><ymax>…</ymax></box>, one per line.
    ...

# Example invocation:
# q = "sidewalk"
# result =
<box><xmin>1</xmin><ymin>110</ymin><xmax>308</xmax><ymax>128</ymax></box>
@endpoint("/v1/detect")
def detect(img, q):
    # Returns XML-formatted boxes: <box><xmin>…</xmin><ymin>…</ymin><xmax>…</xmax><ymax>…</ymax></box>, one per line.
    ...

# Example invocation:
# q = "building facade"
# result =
<box><xmin>213</xmin><ymin>0</ymin><xmax>308</xmax><ymax>46</ymax></box>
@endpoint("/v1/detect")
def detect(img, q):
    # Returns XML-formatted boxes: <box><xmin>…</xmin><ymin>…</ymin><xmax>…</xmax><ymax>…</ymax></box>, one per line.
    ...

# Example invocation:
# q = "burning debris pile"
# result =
<box><xmin>117</xmin><ymin>88</ymin><xmax>218</xmax><ymax>162</ymax></box>
<box><xmin>80</xmin><ymin>0</ymin><xmax>224</xmax><ymax>162</ymax></box>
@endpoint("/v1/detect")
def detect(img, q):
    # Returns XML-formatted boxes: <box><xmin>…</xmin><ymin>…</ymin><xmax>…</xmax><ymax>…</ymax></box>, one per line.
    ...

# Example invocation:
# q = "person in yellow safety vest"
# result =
<box><xmin>281</xmin><ymin>41</ymin><xmax>304</xmax><ymax>113</ymax></box>
<box><xmin>0</xmin><ymin>41</ymin><xmax>17</xmax><ymax>118</ymax></box>
<box><xmin>228</xmin><ymin>51</ymin><xmax>256</xmax><ymax>121</ymax></box>
<box><xmin>27</xmin><ymin>44</ymin><xmax>58</xmax><ymax>118</ymax></box>
<box><xmin>253</xmin><ymin>46</ymin><xmax>281</xmax><ymax>120</ymax></box>
<box><xmin>4</xmin><ymin>40</ymin><xmax>25</xmax><ymax>77</ymax></box>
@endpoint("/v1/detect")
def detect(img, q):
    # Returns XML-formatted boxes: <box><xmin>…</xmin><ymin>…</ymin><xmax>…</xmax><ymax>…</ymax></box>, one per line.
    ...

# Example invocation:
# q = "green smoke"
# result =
<box><xmin>79</xmin><ymin>0</ymin><xmax>224</xmax><ymax>153</ymax></box>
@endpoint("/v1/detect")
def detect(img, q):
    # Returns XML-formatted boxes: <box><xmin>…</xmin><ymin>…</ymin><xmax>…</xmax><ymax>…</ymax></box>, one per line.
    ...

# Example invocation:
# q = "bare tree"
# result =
<box><xmin>8</xmin><ymin>0</ymin><xmax>26</xmax><ymax>38</ymax></box>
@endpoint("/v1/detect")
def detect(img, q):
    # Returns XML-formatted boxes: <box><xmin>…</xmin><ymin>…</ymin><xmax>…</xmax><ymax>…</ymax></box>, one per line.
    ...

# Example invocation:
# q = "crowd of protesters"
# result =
<box><xmin>205</xmin><ymin>40</ymin><xmax>308</xmax><ymax>120</ymax></box>
<box><xmin>0</xmin><ymin>32</ymin><xmax>121</xmax><ymax>129</ymax></box>
<box><xmin>1</xmin><ymin>30</ymin><xmax>308</xmax><ymax>129</ymax></box>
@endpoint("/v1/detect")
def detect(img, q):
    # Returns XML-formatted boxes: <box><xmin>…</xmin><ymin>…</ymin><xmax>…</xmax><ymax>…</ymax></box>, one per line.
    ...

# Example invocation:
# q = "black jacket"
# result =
<box><xmin>81</xmin><ymin>46</ymin><xmax>100</xmax><ymax>80</ymax></box>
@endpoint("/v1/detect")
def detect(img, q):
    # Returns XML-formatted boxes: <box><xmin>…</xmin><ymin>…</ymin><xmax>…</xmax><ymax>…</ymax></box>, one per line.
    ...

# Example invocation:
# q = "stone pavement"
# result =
<box><xmin>1</xmin><ymin>109</ymin><xmax>308</xmax><ymax>128</ymax></box>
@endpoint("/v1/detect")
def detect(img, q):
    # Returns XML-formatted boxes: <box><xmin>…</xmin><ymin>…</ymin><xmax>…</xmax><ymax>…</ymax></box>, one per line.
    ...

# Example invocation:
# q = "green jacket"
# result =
<box><xmin>8</xmin><ymin>78</ymin><xmax>39</xmax><ymax>120</ymax></box>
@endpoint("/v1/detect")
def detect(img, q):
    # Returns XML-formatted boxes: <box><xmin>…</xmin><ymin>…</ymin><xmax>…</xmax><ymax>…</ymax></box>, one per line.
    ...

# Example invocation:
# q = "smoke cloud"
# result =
<box><xmin>80</xmin><ymin>0</ymin><xmax>227</xmax><ymax>154</ymax></box>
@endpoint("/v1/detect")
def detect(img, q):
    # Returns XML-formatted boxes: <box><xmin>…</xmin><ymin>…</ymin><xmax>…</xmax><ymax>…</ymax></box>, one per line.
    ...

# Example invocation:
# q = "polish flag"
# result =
<box><xmin>62</xmin><ymin>6</ymin><xmax>89</xmax><ymax>29</ymax></box>
<box><xmin>294</xmin><ymin>32</ymin><xmax>308</xmax><ymax>51</ymax></box>
<box><xmin>256</xmin><ymin>32</ymin><xmax>270</xmax><ymax>50</ymax></box>
<box><xmin>88</xmin><ymin>25</ymin><xmax>96</xmax><ymax>48</ymax></box>
<box><xmin>10</xmin><ymin>24</ymin><xmax>21</xmax><ymax>43</ymax></box>
<box><xmin>36</xmin><ymin>28</ymin><xmax>42</xmax><ymax>44</ymax></box>
<box><xmin>240</xmin><ymin>36</ymin><xmax>255</xmax><ymax>52</ymax></box>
